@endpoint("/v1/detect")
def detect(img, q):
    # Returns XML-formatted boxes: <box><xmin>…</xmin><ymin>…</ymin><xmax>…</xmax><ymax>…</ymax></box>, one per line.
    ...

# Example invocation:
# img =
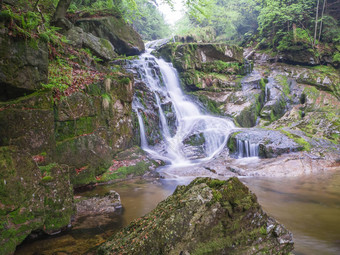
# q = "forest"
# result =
<box><xmin>0</xmin><ymin>0</ymin><xmax>339</xmax><ymax>255</ymax></box>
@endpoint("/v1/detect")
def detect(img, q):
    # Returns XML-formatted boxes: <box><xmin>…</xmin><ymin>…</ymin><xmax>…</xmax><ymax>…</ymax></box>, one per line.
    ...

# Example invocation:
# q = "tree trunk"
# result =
<box><xmin>318</xmin><ymin>0</ymin><xmax>326</xmax><ymax>42</ymax></box>
<box><xmin>313</xmin><ymin>0</ymin><xmax>320</xmax><ymax>46</ymax></box>
<box><xmin>293</xmin><ymin>23</ymin><xmax>297</xmax><ymax>43</ymax></box>
<box><xmin>53</xmin><ymin>0</ymin><xmax>72</xmax><ymax>21</ymax></box>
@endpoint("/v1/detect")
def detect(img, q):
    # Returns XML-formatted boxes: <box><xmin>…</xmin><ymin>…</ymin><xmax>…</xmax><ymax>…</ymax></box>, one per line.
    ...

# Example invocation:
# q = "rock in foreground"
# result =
<box><xmin>98</xmin><ymin>177</ymin><xmax>293</xmax><ymax>255</ymax></box>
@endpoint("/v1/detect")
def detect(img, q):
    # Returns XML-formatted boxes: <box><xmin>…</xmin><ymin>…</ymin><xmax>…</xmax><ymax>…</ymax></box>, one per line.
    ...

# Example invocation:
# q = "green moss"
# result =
<box><xmin>9</xmin><ymin>209</ymin><xmax>33</xmax><ymax>225</ymax></box>
<box><xmin>100</xmin><ymin>161</ymin><xmax>151</xmax><ymax>182</ymax></box>
<box><xmin>197</xmin><ymin>94</ymin><xmax>222</xmax><ymax>114</ymax></box>
<box><xmin>192</xmin><ymin>237</ymin><xmax>233</xmax><ymax>255</ymax></box>
<box><xmin>41</xmin><ymin>176</ymin><xmax>54</xmax><ymax>182</ymax></box>
<box><xmin>280</xmin><ymin>130</ymin><xmax>311</xmax><ymax>151</ymax></box>
<box><xmin>119</xmin><ymin>77</ymin><xmax>131</xmax><ymax>85</ymax></box>
<box><xmin>227</xmin><ymin>132</ymin><xmax>241</xmax><ymax>153</ymax></box>
<box><xmin>259</xmin><ymin>78</ymin><xmax>268</xmax><ymax>91</ymax></box>
<box><xmin>55</xmin><ymin>116</ymin><xmax>97</xmax><ymax>142</ymax></box>
<box><xmin>276</xmin><ymin>75</ymin><xmax>290</xmax><ymax>96</ymax></box>
<box><xmin>39</xmin><ymin>163</ymin><xmax>58</xmax><ymax>175</ymax></box>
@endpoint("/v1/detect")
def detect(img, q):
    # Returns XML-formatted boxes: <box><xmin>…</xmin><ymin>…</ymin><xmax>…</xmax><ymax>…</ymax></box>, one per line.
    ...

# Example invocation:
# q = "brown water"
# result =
<box><xmin>15</xmin><ymin>171</ymin><xmax>340</xmax><ymax>255</ymax></box>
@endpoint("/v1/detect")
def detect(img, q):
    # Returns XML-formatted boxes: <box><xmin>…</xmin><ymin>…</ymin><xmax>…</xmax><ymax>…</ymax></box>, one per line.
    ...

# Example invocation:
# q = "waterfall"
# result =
<box><xmin>236</xmin><ymin>139</ymin><xmax>259</xmax><ymax>158</ymax></box>
<box><xmin>136</xmin><ymin>110</ymin><xmax>148</xmax><ymax>149</ymax></box>
<box><xmin>127</xmin><ymin>43</ymin><xmax>235</xmax><ymax>166</ymax></box>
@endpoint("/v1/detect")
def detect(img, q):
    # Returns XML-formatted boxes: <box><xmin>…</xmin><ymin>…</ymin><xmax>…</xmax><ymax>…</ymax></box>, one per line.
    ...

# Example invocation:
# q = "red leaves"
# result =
<box><xmin>75</xmin><ymin>166</ymin><xmax>87</xmax><ymax>175</ymax></box>
<box><xmin>108</xmin><ymin>159</ymin><xmax>139</xmax><ymax>173</ymax></box>
<box><xmin>33</xmin><ymin>155</ymin><xmax>45</xmax><ymax>163</ymax></box>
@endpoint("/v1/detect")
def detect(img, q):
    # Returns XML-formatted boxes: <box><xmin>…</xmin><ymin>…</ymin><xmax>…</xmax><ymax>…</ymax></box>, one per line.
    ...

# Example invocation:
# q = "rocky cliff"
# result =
<box><xmin>0</xmin><ymin>5</ymin><xmax>147</xmax><ymax>253</ymax></box>
<box><xmin>155</xmin><ymin>42</ymin><xmax>340</xmax><ymax>162</ymax></box>
<box><xmin>98</xmin><ymin>177</ymin><xmax>294</xmax><ymax>255</ymax></box>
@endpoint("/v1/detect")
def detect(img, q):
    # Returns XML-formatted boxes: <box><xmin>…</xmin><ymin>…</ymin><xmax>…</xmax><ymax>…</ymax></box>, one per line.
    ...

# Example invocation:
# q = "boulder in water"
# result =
<box><xmin>228</xmin><ymin>129</ymin><xmax>302</xmax><ymax>158</ymax></box>
<box><xmin>98</xmin><ymin>177</ymin><xmax>294</xmax><ymax>255</ymax></box>
<box><xmin>76</xmin><ymin>190</ymin><xmax>122</xmax><ymax>216</ymax></box>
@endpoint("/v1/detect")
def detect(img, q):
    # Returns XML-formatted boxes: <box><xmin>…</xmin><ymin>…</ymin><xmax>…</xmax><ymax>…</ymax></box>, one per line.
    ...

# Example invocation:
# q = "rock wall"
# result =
<box><xmin>98</xmin><ymin>177</ymin><xmax>294</xmax><ymax>255</ymax></box>
<box><xmin>0</xmin><ymin>20</ymin><xmax>138</xmax><ymax>253</ymax></box>
<box><xmin>75</xmin><ymin>16</ymin><xmax>145</xmax><ymax>56</ymax></box>
<box><xmin>156</xmin><ymin>43</ymin><xmax>245</xmax><ymax>92</ymax></box>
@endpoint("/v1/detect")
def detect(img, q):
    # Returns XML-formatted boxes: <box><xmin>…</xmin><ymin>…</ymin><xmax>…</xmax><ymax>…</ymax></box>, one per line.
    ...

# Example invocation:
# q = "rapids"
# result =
<box><xmin>129</xmin><ymin>44</ymin><xmax>235</xmax><ymax>166</ymax></box>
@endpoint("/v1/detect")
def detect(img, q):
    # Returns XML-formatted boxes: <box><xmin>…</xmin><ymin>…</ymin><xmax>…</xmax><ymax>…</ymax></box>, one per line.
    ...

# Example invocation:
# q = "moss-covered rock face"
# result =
<box><xmin>228</xmin><ymin>129</ymin><xmax>302</xmax><ymax>158</ymax></box>
<box><xmin>0</xmin><ymin>29</ymin><xmax>48</xmax><ymax>101</ymax></box>
<box><xmin>156</xmin><ymin>43</ymin><xmax>245</xmax><ymax>92</ymax></box>
<box><xmin>65</xmin><ymin>26</ymin><xmax>117</xmax><ymax>61</ymax></box>
<box><xmin>0</xmin><ymin>147</ymin><xmax>74</xmax><ymax>255</ymax></box>
<box><xmin>54</xmin><ymin>76</ymin><xmax>135</xmax><ymax>187</ymax></box>
<box><xmin>98</xmin><ymin>177</ymin><xmax>294</xmax><ymax>255</ymax></box>
<box><xmin>0</xmin><ymin>90</ymin><xmax>55</xmax><ymax>155</ymax></box>
<box><xmin>155</xmin><ymin>43</ymin><xmax>246</xmax><ymax>114</ymax></box>
<box><xmin>75</xmin><ymin>16</ymin><xmax>145</xmax><ymax>56</ymax></box>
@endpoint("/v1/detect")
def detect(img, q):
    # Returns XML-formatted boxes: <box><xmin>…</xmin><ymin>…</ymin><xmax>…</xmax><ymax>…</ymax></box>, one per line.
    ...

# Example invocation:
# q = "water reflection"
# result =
<box><xmin>243</xmin><ymin>170</ymin><xmax>340</xmax><ymax>255</ymax></box>
<box><xmin>15</xmin><ymin>171</ymin><xmax>340</xmax><ymax>255</ymax></box>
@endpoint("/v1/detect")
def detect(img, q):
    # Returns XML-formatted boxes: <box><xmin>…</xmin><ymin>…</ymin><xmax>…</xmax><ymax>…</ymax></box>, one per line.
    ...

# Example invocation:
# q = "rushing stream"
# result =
<box><xmin>15</xmin><ymin>43</ymin><xmax>340</xmax><ymax>254</ymax></box>
<box><xmin>129</xmin><ymin>44</ymin><xmax>235</xmax><ymax>165</ymax></box>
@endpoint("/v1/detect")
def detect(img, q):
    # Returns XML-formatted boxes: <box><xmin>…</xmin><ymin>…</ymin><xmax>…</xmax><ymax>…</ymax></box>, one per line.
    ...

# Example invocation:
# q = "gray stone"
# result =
<box><xmin>65</xmin><ymin>26</ymin><xmax>117</xmax><ymax>61</ymax></box>
<box><xmin>76</xmin><ymin>190</ymin><xmax>122</xmax><ymax>216</ymax></box>
<box><xmin>229</xmin><ymin>128</ymin><xmax>302</xmax><ymax>158</ymax></box>
<box><xmin>0</xmin><ymin>29</ymin><xmax>48</xmax><ymax>100</ymax></box>
<box><xmin>75</xmin><ymin>16</ymin><xmax>145</xmax><ymax>56</ymax></box>
<box><xmin>98</xmin><ymin>177</ymin><xmax>294</xmax><ymax>255</ymax></box>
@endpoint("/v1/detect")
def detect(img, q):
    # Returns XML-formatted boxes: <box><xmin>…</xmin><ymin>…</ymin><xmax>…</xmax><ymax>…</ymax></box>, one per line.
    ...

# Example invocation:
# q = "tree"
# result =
<box><xmin>52</xmin><ymin>0</ymin><xmax>72</xmax><ymax>22</ymax></box>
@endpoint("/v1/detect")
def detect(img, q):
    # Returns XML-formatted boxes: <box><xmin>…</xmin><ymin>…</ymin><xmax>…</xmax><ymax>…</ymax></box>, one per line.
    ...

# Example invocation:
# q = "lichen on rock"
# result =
<box><xmin>98</xmin><ymin>177</ymin><xmax>294</xmax><ymax>255</ymax></box>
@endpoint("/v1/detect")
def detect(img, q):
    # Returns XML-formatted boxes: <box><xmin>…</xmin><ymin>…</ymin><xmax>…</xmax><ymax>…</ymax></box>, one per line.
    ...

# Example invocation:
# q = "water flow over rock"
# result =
<box><xmin>128</xmin><ymin>43</ymin><xmax>235</xmax><ymax>166</ymax></box>
<box><xmin>237</xmin><ymin>139</ymin><xmax>259</xmax><ymax>158</ymax></box>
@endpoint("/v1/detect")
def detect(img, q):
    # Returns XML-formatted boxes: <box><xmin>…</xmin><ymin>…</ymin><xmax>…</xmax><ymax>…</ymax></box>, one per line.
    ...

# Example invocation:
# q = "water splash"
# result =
<box><xmin>236</xmin><ymin>139</ymin><xmax>259</xmax><ymax>158</ymax></box>
<box><xmin>128</xmin><ymin>44</ymin><xmax>235</xmax><ymax>166</ymax></box>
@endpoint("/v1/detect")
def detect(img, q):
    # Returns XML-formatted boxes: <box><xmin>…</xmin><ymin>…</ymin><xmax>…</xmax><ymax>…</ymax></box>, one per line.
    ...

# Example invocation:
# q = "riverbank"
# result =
<box><xmin>14</xmin><ymin>168</ymin><xmax>340</xmax><ymax>255</ymax></box>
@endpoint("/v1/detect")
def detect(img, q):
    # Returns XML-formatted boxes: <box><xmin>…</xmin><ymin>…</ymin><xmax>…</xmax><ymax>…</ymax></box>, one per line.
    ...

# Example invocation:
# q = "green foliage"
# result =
<box><xmin>277</xmin><ymin>28</ymin><xmax>312</xmax><ymax>51</ymax></box>
<box><xmin>101</xmin><ymin>93</ymin><xmax>112</xmax><ymax>102</ymax></box>
<box><xmin>100</xmin><ymin>161</ymin><xmax>150</xmax><ymax>181</ymax></box>
<box><xmin>280</xmin><ymin>130</ymin><xmax>311</xmax><ymax>152</ymax></box>
<box><xmin>333</xmin><ymin>52</ymin><xmax>340</xmax><ymax>63</ymax></box>
<box><xmin>125</xmin><ymin>0</ymin><xmax>170</xmax><ymax>40</ymax></box>
<box><xmin>1</xmin><ymin>2</ymin><xmax>67</xmax><ymax>45</ymax></box>
<box><xmin>175</xmin><ymin>0</ymin><xmax>258</xmax><ymax>44</ymax></box>
<box><xmin>42</xmin><ymin>56</ymin><xmax>72</xmax><ymax>91</ymax></box>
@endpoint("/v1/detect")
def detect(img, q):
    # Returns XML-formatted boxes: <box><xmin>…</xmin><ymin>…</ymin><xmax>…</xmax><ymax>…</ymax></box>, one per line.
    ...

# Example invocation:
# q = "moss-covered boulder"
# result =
<box><xmin>98</xmin><ymin>177</ymin><xmax>293</xmax><ymax>255</ymax></box>
<box><xmin>0</xmin><ymin>90</ymin><xmax>55</xmax><ymax>155</ymax></box>
<box><xmin>0</xmin><ymin>29</ymin><xmax>48</xmax><ymax>101</ymax></box>
<box><xmin>279</xmin><ymin>46</ymin><xmax>319</xmax><ymax>66</ymax></box>
<box><xmin>75</xmin><ymin>16</ymin><xmax>145</xmax><ymax>56</ymax></box>
<box><xmin>65</xmin><ymin>26</ymin><xmax>117</xmax><ymax>61</ymax></box>
<box><xmin>228</xmin><ymin>129</ymin><xmax>302</xmax><ymax>158</ymax></box>
<box><xmin>0</xmin><ymin>147</ymin><xmax>74</xmax><ymax>255</ymax></box>
<box><xmin>155</xmin><ymin>43</ymin><xmax>245</xmax><ymax>93</ymax></box>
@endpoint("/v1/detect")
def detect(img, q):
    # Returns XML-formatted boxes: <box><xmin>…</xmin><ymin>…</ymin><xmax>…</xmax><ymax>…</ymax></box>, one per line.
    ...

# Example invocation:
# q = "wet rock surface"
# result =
<box><xmin>75</xmin><ymin>16</ymin><xmax>145</xmax><ymax>56</ymax></box>
<box><xmin>0</xmin><ymin>29</ymin><xmax>48</xmax><ymax>100</ymax></box>
<box><xmin>98</xmin><ymin>177</ymin><xmax>294</xmax><ymax>255</ymax></box>
<box><xmin>228</xmin><ymin>128</ymin><xmax>301</xmax><ymax>158</ymax></box>
<box><xmin>65</xmin><ymin>26</ymin><xmax>117</xmax><ymax>61</ymax></box>
<box><xmin>76</xmin><ymin>190</ymin><xmax>122</xmax><ymax>216</ymax></box>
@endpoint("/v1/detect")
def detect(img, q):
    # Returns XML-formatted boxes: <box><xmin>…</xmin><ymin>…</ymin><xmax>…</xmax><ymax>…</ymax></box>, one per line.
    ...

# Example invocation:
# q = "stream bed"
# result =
<box><xmin>15</xmin><ymin>170</ymin><xmax>340</xmax><ymax>255</ymax></box>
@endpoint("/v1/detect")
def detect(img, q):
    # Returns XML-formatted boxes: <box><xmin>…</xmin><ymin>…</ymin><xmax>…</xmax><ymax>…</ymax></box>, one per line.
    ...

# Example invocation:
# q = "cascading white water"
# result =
<box><xmin>129</xmin><ymin>44</ymin><xmax>235</xmax><ymax>166</ymax></box>
<box><xmin>236</xmin><ymin>139</ymin><xmax>259</xmax><ymax>158</ymax></box>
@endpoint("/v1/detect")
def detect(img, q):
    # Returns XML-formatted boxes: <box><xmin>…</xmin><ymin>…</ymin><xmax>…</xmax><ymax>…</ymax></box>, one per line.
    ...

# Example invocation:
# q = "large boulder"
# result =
<box><xmin>228</xmin><ymin>129</ymin><xmax>302</xmax><ymax>158</ymax></box>
<box><xmin>75</xmin><ymin>16</ymin><xmax>145</xmax><ymax>56</ymax></box>
<box><xmin>0</xmin><ymin>147</ymin><xmax>74</xmax><ymax>255</ymax></box>
<box><xmin>0</xmin><ymin>29</ymin><xmax>48</xmax><ymax>101</ymax></box>
<box><xmin>98</xmin><ymin>177</ymin><xmax>293</xmax><ymax>255</ymax></box>
<box><xmin>155</xmin><ymin>43</ymin><xmax>246</xmax><ymax>112</ymax></box>
<box><xmin>0</xmin><ymin>90</ymin><xmax>55</xmax><ymax>156</ymax></box>
<box><xmin>65</xmin><ymin>26</ymin><xmax>117</xmax><ymax>61</ymax></box>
